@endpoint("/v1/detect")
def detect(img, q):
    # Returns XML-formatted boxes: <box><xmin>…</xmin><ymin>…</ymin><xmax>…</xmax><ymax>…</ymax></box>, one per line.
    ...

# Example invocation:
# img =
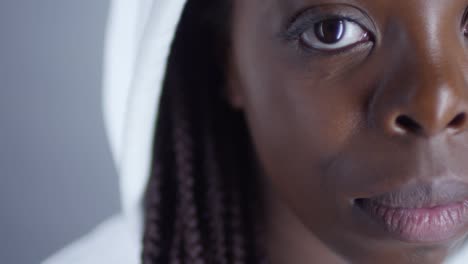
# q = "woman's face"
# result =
<box><xmin>228</xmin><ymin>0</ymin><xmax>468</xmax><ymax>263</ymax></box>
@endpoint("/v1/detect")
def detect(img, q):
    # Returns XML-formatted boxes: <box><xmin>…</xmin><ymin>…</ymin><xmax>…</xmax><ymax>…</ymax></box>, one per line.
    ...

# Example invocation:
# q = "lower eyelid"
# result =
<box><xmin>298</xmin><ymin>35</ymin><xmax>373</xmax><ymax>57</ymax></box>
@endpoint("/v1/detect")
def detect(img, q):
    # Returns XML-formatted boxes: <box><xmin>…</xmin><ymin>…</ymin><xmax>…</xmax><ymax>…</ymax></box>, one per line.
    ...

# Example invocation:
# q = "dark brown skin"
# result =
<box><xmin>227</xmin><ymin>0</ymin><xmax>468</xmax><ymax>263</ymax></box>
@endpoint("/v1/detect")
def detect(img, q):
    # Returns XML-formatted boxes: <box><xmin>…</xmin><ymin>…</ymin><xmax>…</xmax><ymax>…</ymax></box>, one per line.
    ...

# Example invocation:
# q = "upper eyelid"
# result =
<box><xmin>283</xmin><ymin>15</ymin><xmax>365</xmax><ymax>41</ymax></box>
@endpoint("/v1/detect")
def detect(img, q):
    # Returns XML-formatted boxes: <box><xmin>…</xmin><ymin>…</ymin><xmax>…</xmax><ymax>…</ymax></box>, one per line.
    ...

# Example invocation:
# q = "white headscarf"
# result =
<box><xmin>104</xmin><ymin>0</ymin><xmax>186</xmax><ymax>223</ymax></box>
<box><xmin>44</xmin><ymin>0</ymin><xmax>468</xmax><ymax>262</ymax></box>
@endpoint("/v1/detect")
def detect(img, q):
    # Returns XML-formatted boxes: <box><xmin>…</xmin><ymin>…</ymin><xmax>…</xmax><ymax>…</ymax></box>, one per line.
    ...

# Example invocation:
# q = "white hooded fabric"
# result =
<box><xmin>44</xmin><ymin>0</ymin><xmax>468</xmax><ymax>263</ymax></box>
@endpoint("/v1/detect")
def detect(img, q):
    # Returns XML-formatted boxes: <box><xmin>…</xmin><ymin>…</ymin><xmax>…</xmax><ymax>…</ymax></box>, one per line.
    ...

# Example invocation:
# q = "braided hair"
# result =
<box><xmin>142</xmin><ymin>0</ymin><xmax>267</xmax><ymax>263</ymax></box>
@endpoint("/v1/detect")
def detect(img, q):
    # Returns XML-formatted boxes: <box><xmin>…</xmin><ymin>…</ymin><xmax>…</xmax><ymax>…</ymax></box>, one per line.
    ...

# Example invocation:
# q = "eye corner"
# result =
<box><xmin>463</xmin><ymin>22</ymin><xmax>468</xmax><ymax>37</ymax></box>
<box><xmin>461</xmin><ymin>7</ymin><xmax>468</xmax><ymax>36</ymax></box>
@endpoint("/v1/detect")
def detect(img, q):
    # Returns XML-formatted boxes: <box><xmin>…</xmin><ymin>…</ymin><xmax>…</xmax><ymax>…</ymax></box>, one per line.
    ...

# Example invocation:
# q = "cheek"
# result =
<box><xmin>230</xmin><ymin>0</ymin><xmax>377</xmax><ymax>246</ymax></box>
<box><xmin>235</xmin><ymin>38</ymin><xmax>362</xmax><ymax>220</ymax></box>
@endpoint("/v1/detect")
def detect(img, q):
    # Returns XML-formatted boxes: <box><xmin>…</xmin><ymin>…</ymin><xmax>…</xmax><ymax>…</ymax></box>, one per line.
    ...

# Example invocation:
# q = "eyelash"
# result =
<box><xmin>283</xmin><ymin>6</ymin><xmax>468</xmax><ymax>54</ymax></box>
<box><xmin>282</xmin><ymin>14</ymin><xmax>375</xmax><ymax>55</ymax></box>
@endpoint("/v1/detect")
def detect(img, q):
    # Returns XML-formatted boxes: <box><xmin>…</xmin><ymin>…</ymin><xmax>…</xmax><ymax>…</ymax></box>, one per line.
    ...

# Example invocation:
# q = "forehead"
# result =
<box><xmin>235</xmin><ymin>0</ymin><xmax>466</xmax><ymax>22</ymax></box>
<box><xmin>258</xmin><ymin>0</ymin><xmax>460</xmax><ymax>10</ymax></box>
<box><xmin>231</xmin><ymin>0</ymin><xmax>468</xmax><ymax>45</ymax></box>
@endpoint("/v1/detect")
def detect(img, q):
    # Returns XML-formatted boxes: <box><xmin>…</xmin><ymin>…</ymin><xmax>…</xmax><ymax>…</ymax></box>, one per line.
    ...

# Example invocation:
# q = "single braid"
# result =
<box><xmin>142</xmin><ymin>165</ymin><xmax>162</xmax><ymax>264</ymax></box>
<box><xmin>173</xmin><ymin>87</ymin><xmax>205</xmax><ymax>264</ymax></box>
<box><xmin>203</xmin><ymin>122</ymin><xmax>228</xmax><ymax>264</ymax></box>
<box><xmin>169</xmin><ymin>190</ymin><xmax>184</xmax><ymax>264</ymax></box>
<box><xmin>230</xmin><ymin>188</ymin><xmax>247</xmax><ymax>264</ymax></box>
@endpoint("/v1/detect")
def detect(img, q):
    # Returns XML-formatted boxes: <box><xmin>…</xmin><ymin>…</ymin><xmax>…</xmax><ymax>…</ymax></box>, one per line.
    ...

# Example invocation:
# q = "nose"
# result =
<box><xmin>368</xmin><ymin>50</ymin><xmax>468</xmax><ymax>138</ymax></box>
<box><xmin>391</xmin><ymin>94</ymin><xmax>467</xmax><ymax>137</ymax></box>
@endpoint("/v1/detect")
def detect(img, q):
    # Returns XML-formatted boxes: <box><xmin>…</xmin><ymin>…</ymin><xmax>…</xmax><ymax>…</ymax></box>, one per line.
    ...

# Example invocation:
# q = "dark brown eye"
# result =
<box><xmin>301</xmin><ymin>19</ymin><xmax>370</xmax><ymax>51</ymax></box>
<box><xmin>314</xmin><ymin>19</ymin><xmax>345</xmax><ymax>44</ymax></box>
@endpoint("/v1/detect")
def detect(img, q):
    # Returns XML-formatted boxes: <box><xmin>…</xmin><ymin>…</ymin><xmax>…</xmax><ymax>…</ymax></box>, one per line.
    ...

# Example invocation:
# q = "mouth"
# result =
<box><xmin>354</xmin><ymin>182</ymin><xmax>468</xmax><ymax>243</ymax></box>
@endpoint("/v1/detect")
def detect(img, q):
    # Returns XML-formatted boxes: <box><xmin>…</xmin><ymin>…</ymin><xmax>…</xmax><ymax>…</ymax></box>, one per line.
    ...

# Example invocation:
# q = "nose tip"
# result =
<box><xmin>370</xmin><ymin>57</ymin><xmax>468</xmax><ymax>138</ymax></box>
<box><xmin>390</xmin><ymin>111</ymin><xmax>468</xmax><ymax>137</ymax></box>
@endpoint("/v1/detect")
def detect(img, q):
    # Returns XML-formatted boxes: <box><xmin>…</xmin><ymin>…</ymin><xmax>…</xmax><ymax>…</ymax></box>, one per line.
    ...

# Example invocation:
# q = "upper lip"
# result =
<box><xmin>358</xmin><ymin>181</ymin><xmax>468</xmax><ymax>209</ymax></box>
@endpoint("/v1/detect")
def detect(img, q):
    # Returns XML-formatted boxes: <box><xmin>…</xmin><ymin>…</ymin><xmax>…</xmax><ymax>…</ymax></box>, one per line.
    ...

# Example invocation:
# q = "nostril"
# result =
<box><xmin>448</xmin><ymin>112</ymin><xmax>466</xmax><ymax>129</ymax></box>
<box><xmin>395</xmin><ymin>115</ymin><xmax>423</xmax><ymax>134</ymax></box>
<box><xmin>394</xmin><ymin>112</ymin><xmax>467</xmax><ymax>136</ymax></box>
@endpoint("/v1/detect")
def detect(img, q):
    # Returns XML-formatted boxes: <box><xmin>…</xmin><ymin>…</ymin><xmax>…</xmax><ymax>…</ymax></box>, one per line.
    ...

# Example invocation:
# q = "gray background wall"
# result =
<box><xmin>0</xmin><ymin>1</ymin><xmax>120</xmax><ymax>263</ymax></box>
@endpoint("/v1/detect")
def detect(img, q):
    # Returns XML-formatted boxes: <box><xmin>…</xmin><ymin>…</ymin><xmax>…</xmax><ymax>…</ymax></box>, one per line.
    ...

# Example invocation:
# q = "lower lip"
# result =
<box><xmin>356</xmin><ymin>199</ymin><xmax>468</xmax><ymax>243</ymax></box>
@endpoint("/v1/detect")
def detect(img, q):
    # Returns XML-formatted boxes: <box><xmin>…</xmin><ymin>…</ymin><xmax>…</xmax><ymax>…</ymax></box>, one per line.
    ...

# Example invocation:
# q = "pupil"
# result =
<box><xmin>315</xmin><ymin>19</ymin><xmax>345</xmax><ymax>44</ymax></box>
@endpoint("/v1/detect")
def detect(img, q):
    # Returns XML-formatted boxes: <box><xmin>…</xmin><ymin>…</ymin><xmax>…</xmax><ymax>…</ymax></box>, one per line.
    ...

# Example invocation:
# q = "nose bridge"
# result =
<box><xmin>369</xmin><ymin>18</ymin><xmax>468</xmax><ymax>138</ymax></box>
<box><xmin>409</xmin><ymin>47</ymin><xmax>465</xmax><ymax>132</ymax></box>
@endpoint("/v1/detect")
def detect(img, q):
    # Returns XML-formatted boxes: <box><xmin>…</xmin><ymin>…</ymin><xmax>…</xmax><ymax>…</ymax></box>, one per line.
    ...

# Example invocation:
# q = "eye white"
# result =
<box><xmin>301</xmin><ymin>19</ymin><xmax>369</xmax><ymax>51</ymax></box>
